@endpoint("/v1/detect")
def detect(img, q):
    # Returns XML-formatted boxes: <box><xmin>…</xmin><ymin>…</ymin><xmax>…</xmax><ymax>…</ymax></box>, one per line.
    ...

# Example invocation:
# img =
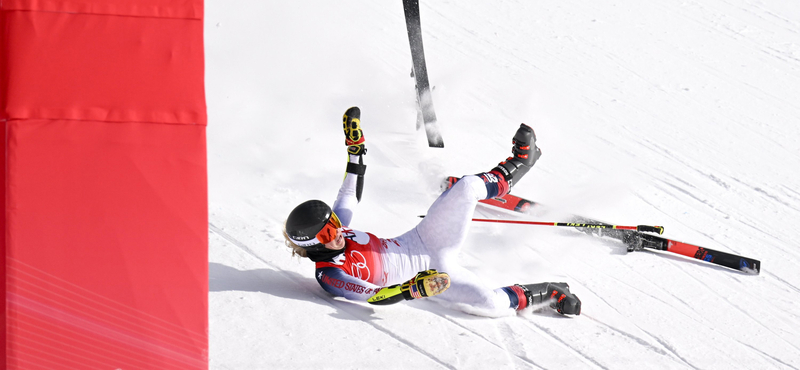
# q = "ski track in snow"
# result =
<box><xmin>519</xmin><ymin>318</ymin><xmax>608</xmax><ymax>370</ymax></box>
<box><xmin>575</xmin><ymin>283</ymin><xmax>695</xmax><ymax>368</ymax></box>
<box><xmin>581</xmin><ymin>315</ymin><xmax>694</xmax><ymax>369</ymax></box>
<box><xmin>565</xmin><ymin>244</ymin><xmax>800</xmax><ymax>369</ymax></box>
<box><xmin>427</xmin><ymin>312</ymin><xmax>544</xmax><ymax>369</ymax></box>
<box><xmin>678</xmin><ymin>263</ymin><xmax>800</xmax><ymax>359</ymax></box>
<box><xmin>766</xmin><ymin>271</ymin><xmax>800</xmax><ymax>296</ymax></box>
<box><xmin>495</xmin><ymin>322</ymin><xmax>543</xmax><ymax>369</ymax></box>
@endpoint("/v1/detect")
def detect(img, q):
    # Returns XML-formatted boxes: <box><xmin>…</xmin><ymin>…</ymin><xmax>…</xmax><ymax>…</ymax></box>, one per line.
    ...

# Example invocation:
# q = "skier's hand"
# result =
<box><xmin>367</xmin><ymin>269</ymin><xmax>451</xmax><ymax>305</ymax></box>
<box><xmin>343</xmin><ymin>107</ymin><xmax>366</xmax><ymax>155</ymax></box>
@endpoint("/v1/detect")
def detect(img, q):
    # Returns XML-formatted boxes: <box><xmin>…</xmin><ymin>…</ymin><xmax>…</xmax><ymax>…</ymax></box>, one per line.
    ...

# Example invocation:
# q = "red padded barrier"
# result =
<box><xmin>1</xmin><ymin>0</ymin><xmax>203</xmax><ymax>18</ymax></box>
<box><xmin>1</xmin><ymin>113</ymin><xmax>6</xmax><ymax>365</ymax></box>
<box><xmin>2</xmin><ymin>1</ymin><xmax>207</xmax><ymax>368</ymax></box>
<box><xmin>1</xmin><ymin>9</ymin><xmax>205</xmax><ymax>124</ymax></box>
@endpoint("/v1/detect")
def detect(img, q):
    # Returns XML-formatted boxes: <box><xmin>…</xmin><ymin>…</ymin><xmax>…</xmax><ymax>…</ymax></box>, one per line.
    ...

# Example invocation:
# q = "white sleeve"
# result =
<box><xmin>332</xmin><ymin>172</ymin><xmax>359</xmax><ymax>227</ymax></box>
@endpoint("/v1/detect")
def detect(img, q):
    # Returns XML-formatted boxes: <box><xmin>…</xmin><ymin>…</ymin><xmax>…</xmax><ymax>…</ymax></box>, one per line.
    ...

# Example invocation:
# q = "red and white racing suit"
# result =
<box><xmin>315</xmin><ymin>172</ymin><xmax>518</xmax><ymax>317</ymax></box>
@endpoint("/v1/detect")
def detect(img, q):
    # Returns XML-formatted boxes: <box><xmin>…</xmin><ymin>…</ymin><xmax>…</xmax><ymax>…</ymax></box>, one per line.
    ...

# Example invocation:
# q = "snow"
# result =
<box><xmin>205</xmin><ymin>1</ymin><xmax>800</xmax><ymax>368</ymax></box>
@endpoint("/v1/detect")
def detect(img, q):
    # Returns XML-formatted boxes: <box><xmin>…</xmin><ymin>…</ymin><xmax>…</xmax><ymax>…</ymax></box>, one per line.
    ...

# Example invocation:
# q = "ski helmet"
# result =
<box><xmin>285</xmin><ymin>200</ymin><xmax>334</xmax><ymax>251</ymax></box>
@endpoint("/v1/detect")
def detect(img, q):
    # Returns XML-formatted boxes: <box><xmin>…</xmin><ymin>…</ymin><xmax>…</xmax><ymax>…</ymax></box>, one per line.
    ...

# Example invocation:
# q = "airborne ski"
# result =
<box><xmin>402</xmin><ymin>0</ymin><xmax>444</xmax><ymax>148</ymax></box>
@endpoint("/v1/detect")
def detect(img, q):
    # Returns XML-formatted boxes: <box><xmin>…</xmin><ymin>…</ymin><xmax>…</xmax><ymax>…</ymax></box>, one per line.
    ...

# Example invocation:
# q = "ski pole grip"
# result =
<box><xmin>637</xmin><ymin>225</ymin><xmax>665</xmax><ymax>234</ymax></box>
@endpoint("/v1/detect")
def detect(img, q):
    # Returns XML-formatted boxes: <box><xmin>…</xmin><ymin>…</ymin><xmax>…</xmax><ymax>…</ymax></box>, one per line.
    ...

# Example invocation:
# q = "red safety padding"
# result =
<box><xmin>0</xmin><ymin>118</ymin><xmax>6</xmax><ymax>365</ymax></box>
<box><xmin>1</xmin><ymin>0</ymin><xmax>203</xmax><ymax>19</ymax></box>
<box><xmin>1</xmin><ymin>10</ymin><xmax>206</xmax><ymax>124</ymax></box>
<box><xmin>2</xmin><ymin>1</ymin><xmax>207</xmax><ymax>368</ymax></box>
<box><xmin>5</xmin><ymin>119</ymin><xmax>208</xmax><ymax>369</ymax></box>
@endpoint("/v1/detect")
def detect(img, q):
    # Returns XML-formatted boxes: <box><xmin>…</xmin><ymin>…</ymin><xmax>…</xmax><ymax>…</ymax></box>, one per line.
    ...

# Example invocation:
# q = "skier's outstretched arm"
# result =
<box><xmin>316</xmin><ymin>267</ymin><xmax>450</xmax><ymax>304</ymax></box>
<box><xmin>315</xmin><ymin>267</ymin><xmax>381</xmax><ymax>301</ymax></box>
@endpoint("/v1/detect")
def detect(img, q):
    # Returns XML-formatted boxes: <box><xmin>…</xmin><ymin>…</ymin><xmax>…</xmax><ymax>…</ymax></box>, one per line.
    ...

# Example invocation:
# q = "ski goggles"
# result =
<box><xmin>291</xmin><ymin>211</ymin><xmax>343</xmax><ymax>247</ymax></box>
<box><xmin>314</xmin><ymin>211</ymin><xmax>342</xmax><ymax>244</ymax></box>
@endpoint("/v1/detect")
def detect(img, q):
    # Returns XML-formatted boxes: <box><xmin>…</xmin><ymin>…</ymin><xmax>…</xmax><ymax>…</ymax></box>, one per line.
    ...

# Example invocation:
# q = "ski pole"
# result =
<box><xmin>470</xmin><ymin>218</ymin><xmax>665</xmax><ymax>235</ymax></box>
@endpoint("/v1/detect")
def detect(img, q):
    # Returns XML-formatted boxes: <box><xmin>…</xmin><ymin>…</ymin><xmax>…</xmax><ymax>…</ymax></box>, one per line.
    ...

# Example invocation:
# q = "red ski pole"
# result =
<box><xmin>471</xmin><ymin>218</ymin><xmax>665</xmax><ymax>235</ymax></box>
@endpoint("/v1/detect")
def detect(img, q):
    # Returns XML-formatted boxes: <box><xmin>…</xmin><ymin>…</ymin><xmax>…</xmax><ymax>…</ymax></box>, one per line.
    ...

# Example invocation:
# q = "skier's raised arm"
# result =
<box><xmin>331</xmin><ymin>107</ymin><xmax>366</xmax><ymax>227</ymax></box>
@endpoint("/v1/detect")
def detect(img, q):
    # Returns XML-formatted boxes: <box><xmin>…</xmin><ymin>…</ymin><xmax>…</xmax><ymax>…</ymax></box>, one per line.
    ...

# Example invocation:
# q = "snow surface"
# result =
<box><xmin>205</xmin><ymin>1</ymin><xmax>800</xmax><ymax>368</ymax></box>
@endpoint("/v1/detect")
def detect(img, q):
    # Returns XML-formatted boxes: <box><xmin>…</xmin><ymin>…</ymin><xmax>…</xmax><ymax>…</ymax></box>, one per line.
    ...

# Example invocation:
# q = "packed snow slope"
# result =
<box><xmin>205</xmin><ymin>1</ymin><xmax>800</xmax><ymax>369</ymax></box>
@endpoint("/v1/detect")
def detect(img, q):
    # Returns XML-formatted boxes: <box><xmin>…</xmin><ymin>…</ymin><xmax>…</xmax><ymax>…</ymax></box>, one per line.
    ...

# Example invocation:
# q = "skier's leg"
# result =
<box><xmin>415</xmin><ymin>125</ymin><xmax>582</xmax><ymax>316</ymax></box>
<box><xmin>415</xmin><ymin>174</ymin><xmax>498</xmax><ymax>257</ymax></box>
<box><xmin>416</xmin><ymin>123</ymin><xmax>542</xmax><ymax>254</ymax></box>
<box><xmin>429</xmin><ymin>258</ymin><xmax>518</xmax><ymax>317</ymax></box>
<box><xmin>426</xmin><ymin>255</ymin><xmax>581</xmax><ymax>316</ymax></box>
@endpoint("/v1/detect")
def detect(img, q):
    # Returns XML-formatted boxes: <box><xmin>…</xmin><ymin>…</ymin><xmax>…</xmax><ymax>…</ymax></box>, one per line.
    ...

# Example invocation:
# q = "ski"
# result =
<box><xmin>582</xmin><ymin>225</ymin><xmax>761</xmax><ymax>275</ymax></box>
<box><xmin>444</xmin><ymin>176</ymin><xmax>761</xmax><ymax>274</ymax></box>
<box><xmin>638</xmin><ymin>232</ymin><xmax>760</xmax><ymax>274</ymax></box>
<box><xmin>402</xmin><ymin>0</ymin><xmax>444</xmax><ymax>148</ymax></box>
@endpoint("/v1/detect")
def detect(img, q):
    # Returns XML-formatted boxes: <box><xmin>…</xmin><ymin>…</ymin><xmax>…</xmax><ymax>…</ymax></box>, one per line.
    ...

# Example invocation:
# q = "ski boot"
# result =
<box><xmin>520</xmin><ymin>282</ymin><xmax>581</xmax><ymax>315</ymax></box>
<box><xmin>492</xmin><ymin>123</ymin><xmax>542</xmax><ymax>187</ymax></box>
<box><xmin>343</xmin><ymin>107</ymin><xmax>366</xmax><ymax>155</ymax></box>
